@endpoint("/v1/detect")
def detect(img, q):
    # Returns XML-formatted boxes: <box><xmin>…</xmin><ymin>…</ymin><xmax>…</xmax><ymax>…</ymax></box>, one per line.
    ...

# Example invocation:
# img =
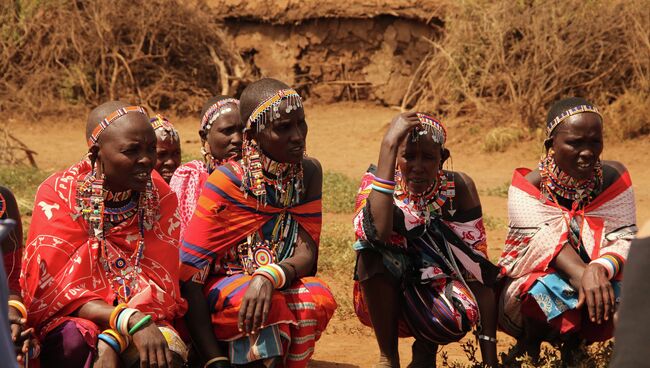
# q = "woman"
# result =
<box><xmin>170</xmin><ymin>96</ymin><xmax>242</xmax><ymax>239</ymax></box>
<box><xmin>150</xmin><ymin>114</ymin><xmax>181</xmax><ymax>184</ymax></box>
<box><xmin>353</xmin><ymin>112</ymin><xmax>500</xmax><ymax>367</ymax></box>
<box><xmin>180</xmin><ymin>79</ymin><xmax>336</xmax><ymax>368</ymax></box>
<box><xmin>21</xmin><ymin>101</ymin><xmax>187</xmax><ymax>367</ymax></box>
<box><xmin>498</xmin><ymin>97</ymin><xmax>637</xmax><ymax>363</ymax></box>
<box><xmin>1</xmin><ymin>186</ymin><xmax>36</xmax><ymax>366</ymax></box>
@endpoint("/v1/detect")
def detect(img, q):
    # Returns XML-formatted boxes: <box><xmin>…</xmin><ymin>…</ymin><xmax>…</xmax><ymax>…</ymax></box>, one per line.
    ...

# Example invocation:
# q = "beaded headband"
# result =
<box><xmin>200</xmin><ymin>98</ymin><xmax>240</xmax><ymax>135</ymax></box>
<box><xmin>245</xmin><ymin>89</ymin><xmax>303</xmax><ymax>133</ymax></box>
<box><xmin>150</xmin><ymin>114</ymin><xmax>179</xmax><ymax>141</ymax></box>
<box><xmin>414</xmin><ymin>113</ymin><xmax>447</xmax><ymax>145</ymax></box>
<box><xmin>547</xmin><ymin>104</ymin><xmax>601</xmax><ymax>137</ymax></box>
<box><xmin>88</xmin><ymin>106</ymin><xmax>148</xmax><ymax>147</ymax></box>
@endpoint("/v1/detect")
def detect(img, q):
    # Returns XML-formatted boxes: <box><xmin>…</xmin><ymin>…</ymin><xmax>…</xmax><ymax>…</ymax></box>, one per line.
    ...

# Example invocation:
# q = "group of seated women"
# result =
<box><xmin>0</xmin><ymin>78</ymin><xmax>640</xmax><ymax>368</ymax></box>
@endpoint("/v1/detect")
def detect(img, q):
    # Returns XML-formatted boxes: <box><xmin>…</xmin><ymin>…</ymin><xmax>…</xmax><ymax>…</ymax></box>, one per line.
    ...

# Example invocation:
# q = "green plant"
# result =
<box><xmin>322</xmin><ymin>171</ymin><xmax>358</xmax><ymax>214</ymax></box>
<box><xmin>483</xmin><ymin>181</ymin><xmax>510</xmax><ymax>198</ymax></box>
<box><xmin>0</xmin><ymin>165</ymin><xmax>49</xmax><ymax>216</ymax></box>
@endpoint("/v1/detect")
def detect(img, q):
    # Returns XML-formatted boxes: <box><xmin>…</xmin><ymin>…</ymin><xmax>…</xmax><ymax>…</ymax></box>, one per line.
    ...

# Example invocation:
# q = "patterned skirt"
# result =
<box><xmin>204</xmin><ymin>273</ymin><xmax>337</xmax><ymax>367</ymax></box>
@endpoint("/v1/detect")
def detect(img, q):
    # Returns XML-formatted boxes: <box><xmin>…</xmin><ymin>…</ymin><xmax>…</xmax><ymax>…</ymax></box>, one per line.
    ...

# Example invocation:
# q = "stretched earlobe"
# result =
<box><xmin>441</xmin><ymin>148</ymin><xmax>451</xmax><ymax>163</ymax></box>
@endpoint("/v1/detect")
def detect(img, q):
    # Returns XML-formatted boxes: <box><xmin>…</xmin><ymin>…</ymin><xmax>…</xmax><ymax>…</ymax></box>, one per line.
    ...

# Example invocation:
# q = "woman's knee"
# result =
<box><xmin>40</xmin><ymin>320</ymin><xmax>95</xmax><ymax>367</ymax></box>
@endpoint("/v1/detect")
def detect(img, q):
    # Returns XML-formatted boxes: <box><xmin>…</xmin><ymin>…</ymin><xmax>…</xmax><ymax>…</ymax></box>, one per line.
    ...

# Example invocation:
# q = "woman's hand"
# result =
<box><xmin>578</xmin><ymin>263</ymin><xmax>615</xmax><ymax>324</ymax></box>
<box><xmin>130</xmin><ymin>314</ymin><xmax>173</xmax><ymax>368</ymax></box>
<box><xmin>238</xmin><ymin>275</ymin><xmax>274</xmax><ymax>335</ymax></box>
<box><xmin>382</xmin><ymin>112</ymin><xmax>422</xmax><ymax>148</ymax></box>
<box><xmin>94</xmin><ymin>339</ymin><xmax>121</xmax><ymax>368</ymax></box>
<box><xmin>8</xmin><ymin>306</ymin><xmax>37</xmax><ymax>365</ymax></box>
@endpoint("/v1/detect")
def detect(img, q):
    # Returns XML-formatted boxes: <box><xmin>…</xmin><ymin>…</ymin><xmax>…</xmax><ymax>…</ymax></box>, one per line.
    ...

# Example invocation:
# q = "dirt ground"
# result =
<box><xmin>5</xmin><ymin>102</ymin><xmax>650</xmax><ymax>366</ymax></box>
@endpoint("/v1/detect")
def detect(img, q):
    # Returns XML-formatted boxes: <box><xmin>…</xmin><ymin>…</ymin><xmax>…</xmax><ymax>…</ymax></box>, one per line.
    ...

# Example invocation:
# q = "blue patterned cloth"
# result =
<box><xmin>529</xmin><ymin>273</ymin><xmax>621</xmax><ymax>321</ymax></box>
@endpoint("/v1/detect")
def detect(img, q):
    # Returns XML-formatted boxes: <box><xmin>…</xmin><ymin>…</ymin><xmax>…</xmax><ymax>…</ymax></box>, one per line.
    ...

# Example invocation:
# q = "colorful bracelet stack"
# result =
<box><xmin>99</xmin><ymin>304</ymin><xmax>153</xmax><ymax>353</ymax></box>
<box><xmin>371</xmin><ymin>175</ymin><xmax>396</xmax><ymax>195</ymax></box>
<box><xmin>8</xmin><ymin>300</ymin><xmax>28</xmax><ymax>319</ymax></box>
<box><xmin>253</xmin><ymin>264</ymin><xmax>286</xmax><ymax>289</ymax></box>
<box><xmin>590</xmin><ymin>253</ymin><xmax>623</xmax><ymax>280</ymax></box>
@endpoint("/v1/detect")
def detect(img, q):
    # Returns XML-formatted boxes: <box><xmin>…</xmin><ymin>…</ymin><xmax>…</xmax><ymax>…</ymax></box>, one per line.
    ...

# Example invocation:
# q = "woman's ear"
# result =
<box><xmin>544</xmin><ymin>138</ymin><xmax>553</xmax><ymax>151</ymax></box>
<box><xmin>88</xmin><ymin>145</ymin><xmax>100</xmax><ymax>163</ymax></box>
<box><xmin>441</xmin><ymin>147</ymin><xmax>451</xmax><ymax>164</ymax></box>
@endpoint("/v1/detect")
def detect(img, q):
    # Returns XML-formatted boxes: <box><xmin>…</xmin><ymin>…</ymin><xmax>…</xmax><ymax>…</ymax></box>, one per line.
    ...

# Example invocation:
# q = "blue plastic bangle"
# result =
<box><xmin>98</xmin><ymin>333</ymin><xmax>121</xmax><ymax>354</ymax></box>
<box><xmin>371</xmin><ymin>184</ymin><xmax>394</xmax><ymax>195</ymax></box>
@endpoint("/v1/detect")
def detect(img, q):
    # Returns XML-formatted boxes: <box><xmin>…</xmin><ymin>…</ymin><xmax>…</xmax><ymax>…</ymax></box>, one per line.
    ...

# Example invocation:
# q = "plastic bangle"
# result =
<box><xmin>103</xmin><ymin>329</ymin><xmax>127</xmax><ymax>352</ymax></box>
<box><xmin>204</xmin><ymin>356</ymin><xmax>229</xmax><ymax>368</ymax></box>
<box><xmin>117</xmin><ymin>308</ymin><xmax>138</xmax><ymax>336</ymax></box>
<box><xmin>254</xmin><ymin>269</ymin><xmax>277</xmax><ymax>288</ymax></box>
<box><xmin>269</xmin><ymin>264</ymin><xmax>286</xmax><ymax>288</ymax></box>
<box><xmin>477</xmin><ymin>334</ymin><xmax>497</xmax><ymax>343</ymax></box>
<box><xmin>98</xmin><ymin>333</ymin><xmax>121</xmax><ymax>354</ymax></box>
<box><xmin>590</xmin><ymin>258</ymin><xmax>615</xmax><ymax>279</ymax></box>
<box><xmin>371</xmin><ymin>184</ymin><xmax>394</xmax><ymax>195</ymax></box>
<box><xmin>8</xmin><ymin>300</ymin><xmax>27</xmax><ymax>319</ymax></box>
<box><xmin>109</xmin><ymin>303</ymin><xmax>128</xmax><ymax>330</ymax></box>
<box><xmin>128</xmin><ymin>315</ymin><xmax>152</xmax><ymax>335</ymax></box>
<box><xmin>371</xmin><ymin>180</ymin><xmax>395</xmax><ymax>190</ymax></box>
<box><xmin>602</xmin><ymin>253</ymin><xmax>622</xmax><ymax>276</ymax></box>
<box><xmin>372</xmin><ymin>175</ymin><xmax>396</xmax><ymax>186</ymax></box>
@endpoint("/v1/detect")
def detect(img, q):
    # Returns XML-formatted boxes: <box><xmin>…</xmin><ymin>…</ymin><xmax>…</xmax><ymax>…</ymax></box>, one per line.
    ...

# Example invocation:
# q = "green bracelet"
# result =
<box><xmin>128</xmin><ymin>314</ymin><xmax>152</xmax><ymax>335</ymax></box>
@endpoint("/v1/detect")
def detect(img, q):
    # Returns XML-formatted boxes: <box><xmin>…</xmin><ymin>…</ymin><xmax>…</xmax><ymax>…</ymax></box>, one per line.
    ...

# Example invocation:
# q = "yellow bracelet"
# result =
<box><xmin>109</xmin><ymin>303</ymin><xmax>128</xmax><ymax>330</ymax></box>
<box><xmin>103</xmin><ymin>329</ymin><xmax>128</xmax><ymax>353</ymax></box>
<box><xmin>204</xmin><ymin>356</ymin><xmax>229</xmax><ymax>368</ymax></box>
<box><xmin>8</xmin><ymin>300</ymin><xmax>27</xmax><ymax>319</ymax></box>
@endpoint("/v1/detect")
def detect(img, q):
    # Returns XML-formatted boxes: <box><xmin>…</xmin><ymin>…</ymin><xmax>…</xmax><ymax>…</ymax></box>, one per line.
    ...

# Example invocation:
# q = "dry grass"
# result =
<box><xmin>481</xmin><ymin>127</ymin><xmax>524</xmax><ymax>153</ymax></box>
<box><xmin>0</xmin><ymin>0</ymin><xmax>249</xmax><ymax>116</ymax></box>
<box><xmin>404</xmin><ymin>0</ymin><xmax>650</xmax><ymax>137</ymax></box>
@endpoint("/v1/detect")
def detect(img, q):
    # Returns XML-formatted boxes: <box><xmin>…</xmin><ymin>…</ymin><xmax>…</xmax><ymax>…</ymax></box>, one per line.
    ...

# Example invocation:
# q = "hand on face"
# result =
<box><xmin>206</xmin><ymin>106</ymin><xmax>243</xmax><ymax>162</ymax></box>
<box><xmin>383</xmin><ymin>112</ymin><xmax>422</xmax><ymax>146</ymax></box>
<box><xmin>256</xmin><ymin>100</ymin><xmax>307</xmax><ymax>164</ymax></box>
<box><xmin>550</xmin><ymin>112</ymin><xmax>603</xmax><ymax>181</ymax></box>
<box><xmin>94</xmin><ymin>114</ymin><xmax>157</xmax><ymax>192</ymax></box>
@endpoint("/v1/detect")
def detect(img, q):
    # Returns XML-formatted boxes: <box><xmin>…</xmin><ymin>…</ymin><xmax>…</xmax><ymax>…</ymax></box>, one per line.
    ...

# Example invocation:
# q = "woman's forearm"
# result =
<box><xmin>367</xmin><ymin>138</ymin><xmax>400</xmax><ymax>241</ymax></box>
<box><xmin>72</xmin><ymin>300</ymin><xmax>115</xmax><ymax>329</ymax></box>
<box><xmin>551</xmin><ymin>244</ymin><xmax>587</xmax><ymax>289</ymax></box>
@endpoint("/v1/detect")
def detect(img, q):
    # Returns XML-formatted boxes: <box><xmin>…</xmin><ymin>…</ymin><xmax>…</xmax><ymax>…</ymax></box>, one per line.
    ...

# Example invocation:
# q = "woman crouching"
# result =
<box><xmin>180</xmin><ymin>79</ymin><xmax>337</xmax><ymax>368</ymax></box>
<box><xmin>353</xmin><ymin>112</ymin><xmax>500</xmax><ymax>367</ymax></box>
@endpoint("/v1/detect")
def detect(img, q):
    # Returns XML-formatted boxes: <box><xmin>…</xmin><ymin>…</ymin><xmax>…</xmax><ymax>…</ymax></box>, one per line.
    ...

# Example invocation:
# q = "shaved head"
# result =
<box><xmin>239</xmin><ymin>78</ymin><xmax>291</xmax><ymax>124</ymax></box>
<box><xmin>85</xmin><ymin>101</ymin><xmax>132</xmax><ymax>142</ymax></box>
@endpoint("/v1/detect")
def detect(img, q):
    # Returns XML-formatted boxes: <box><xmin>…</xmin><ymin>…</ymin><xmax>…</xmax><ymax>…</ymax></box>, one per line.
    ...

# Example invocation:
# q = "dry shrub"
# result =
<box><xmin>0</xmin><ymin>0</ymin><xmax>249</xmax><ymax>116</ymax></box>
<box><xmin>405</xmin><ymin>0</ymin><xmax>650</xmax><ymax>136</ymax></box>
<box><xmin>481</xmin><ymin>126</ymin><xmax>524</xmax><ymax>152</ymax></box>
<box><xmin>604</xmin><ymin>91</ymin><xmax>650</xmax><ymax>139</ymax></box>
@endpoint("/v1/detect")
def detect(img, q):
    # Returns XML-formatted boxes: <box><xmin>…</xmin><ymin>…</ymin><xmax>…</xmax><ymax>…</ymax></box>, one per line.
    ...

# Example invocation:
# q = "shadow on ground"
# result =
<box><xmin>310</xmin><ymin>360</ymin><xmax>360</xmax><ymax>367</ymax></box>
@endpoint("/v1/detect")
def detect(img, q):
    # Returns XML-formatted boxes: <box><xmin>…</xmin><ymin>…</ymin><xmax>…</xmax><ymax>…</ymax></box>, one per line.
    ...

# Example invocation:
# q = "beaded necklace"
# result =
<box><xmin>539</xmin><ymin>154</ymin><xmax>602</xmax><ymax>206</ymax></box>
<box><xmin>241</xmin><ymin>139</ymin><xmax>303</xmax><ymax>207</ymax></box>
<box><xmin>394</xmin><ymin>169</ymin><xmax>456</xmax><ymax>223</ymax></box>
<box><xmin>76</xmin><ymin>173</ymin><xmax>157</xmax><ymax>303</ymax></box>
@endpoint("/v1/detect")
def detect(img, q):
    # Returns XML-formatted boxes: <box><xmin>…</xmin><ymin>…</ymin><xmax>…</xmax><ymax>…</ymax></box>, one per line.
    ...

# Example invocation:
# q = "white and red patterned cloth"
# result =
<box><xmin>169</xmin><ymin>160</ymin><xmax>209</xmax><ymax>240</ymax></box>
<box><xmin>21</xmin><ymin>160</ymin><xmax>186</xmax><ymax>337</ymax></box>
<box><xmin>497</xmin><ymin>168</ymin><xmax>637</xmax><ymax>337</ymax></box>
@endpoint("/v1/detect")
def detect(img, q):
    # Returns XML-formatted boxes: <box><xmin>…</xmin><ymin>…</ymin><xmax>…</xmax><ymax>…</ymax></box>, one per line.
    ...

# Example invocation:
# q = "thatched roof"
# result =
<box><xmin>206</xmin><ymin>0</ymin><xmax>447</xmax><ymax>23</ymax></box>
